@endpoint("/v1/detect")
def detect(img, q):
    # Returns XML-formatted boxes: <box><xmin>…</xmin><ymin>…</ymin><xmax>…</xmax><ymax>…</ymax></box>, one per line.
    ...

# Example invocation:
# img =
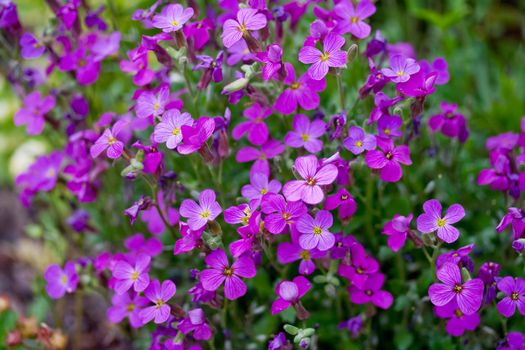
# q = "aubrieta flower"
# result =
<box><xmin>178</xmin><ymin>117</ymin><xmax>216</xmax><ymax>155</ymax></box>
<box><xmin>229</xmin><ymin>212</ymin><xmax>261</xmax><ymax>257</ymax></box>
<box><xmin>324</xmin><ymin>188</ymin><xmax>357</xmax><ymax>220</ymax></box>
<box><xmin>416</xmin><ymin>199</ymin><xmax>465</xmax><ymax>244</ymax></box>
<box><xmin>14</xmin><ymin>91</ymin><xmax>56</xmax><ymax>135</ymax></box>
<box><xmin>338</xmin><ymin>315</ymin><xmax>364</xmax><ymax>338</ymax></box>
<box><xmin>338</xmin><ymin>242</ymin><xmax>379</xmax><ymax>288</ymax></box>
<box><xmin>224</xmin><ymin>203</ymin><xmax>253</xmax><ymax>226</ymax></box>
<box><xmin>434</xmin><ymin>300</ymin><xmax>480</xmax><ymax>337</ymax></box>
<box><xmin>221</xmin><ymin>8</ymin><xmax>267</xmax><ymax>49</ymax></box>
<box><xmin>261</xmin><ymin>194</ymin><xmax>307</xmax><ymax>234</ymax></box>
<box><xmin>120</xmin><ymin>47</ymin><xmax>155</xmax><ymax>86</ymax></box>
<box><xmin>152</xmin><ymin>4</ymin><xmax>194</xmax><ymax>33</ymax></box>
<box><xmin>349</xmin><ymin>273</ymin><xmax>393</xmax><ymax>309</ymax></box>
<box><xmin>297</xmin><ymin>210</ymin><xmax>335</xmax><ymax>251</ymax></box>
<box><xmin>277</xmin><ymin>237</ymin><xmax>325</xmax><ymax>275</ymax></box>
<box><xmin>428</xmin><ymin>263</ymin><xmax>483</xmax><ymax>315</ymax></box>
<box><xmin>298</xmin><ymin>33</ymin><xmax>347</xmax><ymax>80</ymax></box>
<box><xmin>396</xmin><ymin>70</ymin><xmax>438</xmax><ymax>98</ymax></box>
<box><xmin>194</xmin><ymin>51</ymin><xmax>224</xmax><ymax>90</ymax></box>
<box><xmin>436</xmin><ymin>244</ymin><xmax>474</xmax><ymax>271</ymax></box>
<box><xmin>257</xmin><ymin>44</ymin><xmax>283</xmax><ymax>81</ymax></box>
<box><xmin>268</xmin><ymin>332</ymin><xmax>288</xmax><ymax>350</ymax></box>
<box><xmin>178</xmin><ymin>308</ymin><xmax>212</xmax><ymax>341</ymax></box>
<box><xmin>284</xmin><ymin>114</ymin><xmax>326</xmax><ymax>153</ymax></box>
<box><xmin>283</xmin><ymin>155</ymin><xmax>338</xmax><ymax>205</ymax></box>
<box><xmin>112</xmin><ymin>254</ymin><xmax>151</xmax><ymax>294</ymax></box>
<box><xmin>343</xmin><ymin>126</ymin><xmax>376</xmax><ymax>155</ymax></box>
<box><xmin>139</xmin><ymin>279</ymin><xmax>177</xmax><ymax>324</ymax></box>
<box><xmin>428</xmin><ymin>101</ymin><xmax>468</xmax><ymax>142</ymax></box>
<box><xmin>153</xmin><ymin>109</ymin><xmax>193</xmax><ymax>149</ymax></box>
<box><xmin>496</xmin><ymin>208</ymin><xmax>525</xmax><ymax>240</ymax></box>
<box><xmin>125</xmin><ymin>233</ymin><xmax>163</xmax><ymax>258</ymax></box>
<box><xmin>496</xmin><ymin>276</ymin><xmax>525</xmax><ymax>317</ymax></box>
<box><xmin>497</xmin><ymin>332</ymin><xmax>525</xmax><ymax>350</ymax></box>
<box><xmin>199</xmin><ymin>249</ymin><xmax>256</xmax><ymax>300</ymax></box>
<box><xmin>236</xmin><ymin>139</ymin><xmax>285</xmax><ymax>176</ymax></box>
<box><xmin>20</xmin><ymin>32</ymin><xmax>45</xmax><ymax>59</ymax></box>
<box><xmin>241</xmin><ymin>172</ymin><xmax>282</xmax><ymax>208</ymax></box>
<box><xmin>364</xmin><ymin>138</ymin><xmax>411</xmax><ymax>182</ymax></box>
<box><xmin>273</xmin><ymin>63</ymin><xmax>326</xmax><ymax>115</ymax></box>
<box><xmin>107</xmin><ymin>292</ymin><xmax>149</xmax><ymax>328</ymax></box>
<box><xmin>136</xmin><ymin>87</ymin><xmax>169</xmax><ymax>119</ymax></box>
<box><xmin>180</xmin><ymin>189</ymin><xmax>222</xmax><ymax>230</ymax></box>
<box><xmin>90</xmin><ymin>119</ymin><xmax>128</xmax><ymax>159</ymax></box>
<box><xmin>232</xmin><ymin>103</ymin><xmax>271</xmax><ymax>146</ymax></box>
<box><xmin>44</xmin><ymin>261</ymin><xmax>79</xmax><ymax>299</ymax></box>
<box><xmin>377</xmin><ymin>115</ymin><xmax>403</xmax><ymax>139</ymax></box>
<box><xmin>334</xmin><ymin>0</ymin><xmax>376</xmax><ymax>39</ymax></box>
<box><xmin>382</xmin><ymin>214</ymin><xmax>413</xmax><ymax>252</ymax></box>
<box><xmin>271</xmin><ymin>276</ymin><xmax>311</xmax><ymax>316</ymax></box>
<box><xmin>381</xmin><ymin>55</ymin><xmax>420</xmax><ymax>83</ymax></box>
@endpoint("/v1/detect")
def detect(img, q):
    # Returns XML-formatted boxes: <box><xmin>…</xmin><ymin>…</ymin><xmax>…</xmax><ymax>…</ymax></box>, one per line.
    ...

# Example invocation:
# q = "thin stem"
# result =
<box><xmin>336</xmin><ymin>71</ymin><xmax>346</xmax><ymax>112</ymax></box>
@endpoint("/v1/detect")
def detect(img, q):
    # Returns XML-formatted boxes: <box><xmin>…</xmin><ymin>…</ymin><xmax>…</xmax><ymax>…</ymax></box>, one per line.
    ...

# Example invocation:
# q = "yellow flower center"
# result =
<box><xmin>171</xmin><ymin>20</ymin><xmax>179</xmax><ymax>27</ymax></box>
<box><xmin>437</xmin><ymin>218</ymin><xmax>447</xmax><ymax>227</ymax></box>
<box><xmin>60</xmin><ymin>275</ymin><xmax>68</xmax><ymax>285</ymax></box>
<box><xmin>313</xmin><ymin>226</ymin><xmax>322</xmax><ymax>235</ymax></box>
<box><xmin>300</xmin><ymin>250</ymin><xmax>311</xmax><ymax>260</ymax></box>
<box><xmin>127</xmin><ymin>303</ymin><xmax>135</xmax><ymax>312</ymax></box>
<box><xmin>453</xmin><ymin>284</ymin><xmax>463</xmax><ymax>293</ymax></box>
<box><xmin>351</xmin><ymin>16</ymin><xmax>359</xmax><ymax>23</ymax></box>
<box><xmin>260</xmin><ymin>188</ymin><xmax>268</xmax><ymax>195</ymax></box>
<box><xmin>306</xmin><ymin>177</ymin><xmax>317</xmax><ymax>186</ymax></box>
<box><xmin>223</xmin><ymin>267</ymin><xmax>234</xmax><ymax>277</ymax></box>
<box><xmin>153</xmin><ymin>102</ymin><xmax>160</xmax><ymax>111</ymax></box>
<box><xmin>356</xmin><ymin>268</ymin><xmax>364</xmax><ymax>274</ymax></box>
<box><xmin>172</xmin><ymin>127</ymin><xmax>181</xmax><ymax>136</ymax></box>
<box><xmin>396</xmin><ymin>71</ymin><xmax>405</xmax><ymax>77</ymax></box>
<box><xmin>282</xmin><ymin>212</ymin><xmax>291</xmax><ymax>221</ymax></box>
<box><xmin>511</xmin><ymin>292</ymin><xmax>520</xmax><ymax>301</ymax></box>
<box><xmin>291</xmin><ymin>82</ymin><xmax>301</xmax><ymax>90</ymax></box>
<box><xmin>237</xmin><ymin>23</ymin><xmax>248</xmax><ymax>34</ymax></box>
<box><xmin>320</xmin><ymin>52</ymin><xmax>330</xmax><ymax>62</ymax></box>
<box><xmin>155</xmin><ymin>299</ymin><xmax>164</xmax><ymax>309</ymax></box>
<box><xmin>131</xmin><ymin>271</ymin><xmax>139</xmax><ymax>281</ymax></box>
<box><xmin>301</xmin><ymin>134</ymin><xmax>310</xmax><ymax>142</ymax></box>
<box><xmin>454</xmin><ymin>309</ymin><xmax>463</xmax><ymax>318</ymax></box>
<box><xmin>108</xmin><ymin>136</ymin><xmax>117</xmax><ymax>145</ymax></box>
<box><xmin>355</xmin><ymin>140</ymin><xmax>363</xmax><ymax>147</ymax></box>
<box><xmin>200</xmin><ymin>210</ymin><xmax>211</xmax><ymax>219</ymax></box>
<box><xmin>384</xmin><ymin>128</ymin><xmax>391</xmax><ymax>135</ymax></box>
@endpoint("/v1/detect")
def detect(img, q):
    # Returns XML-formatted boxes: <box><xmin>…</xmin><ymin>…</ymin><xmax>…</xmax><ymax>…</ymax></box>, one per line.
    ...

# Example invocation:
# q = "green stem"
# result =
<box><xmin>336</xmin><ymin>71</ymin><xmax>346</xmax><ymax>112</ymax></box>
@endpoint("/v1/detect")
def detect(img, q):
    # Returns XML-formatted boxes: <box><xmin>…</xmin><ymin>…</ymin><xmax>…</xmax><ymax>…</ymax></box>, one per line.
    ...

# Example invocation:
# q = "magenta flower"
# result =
<box><xmin>334</xmin><ymin>0</ymin><xmax>376</xmax><ymax>39</ymax></box>
<box><xmin>283</xmin><ymin>155</ymin><xmax>338</xmax><ymax>205</ymax></box>
<box><xmin>377</xmin><ymin>115</ymin><xmax>403</xmax><ymax>139</ymax></box>
<box><xmin>20</xmin><ymin>32</ymin><xmax>45</xmax><ymax>59</ymax></box>
<box><xmin>139</xmin><ymin>279</ymin><xmax>177</xmax><ymax>324</ymax></box>
<box><xmin>428</xmin><ymin>101</ymin><xmax>468</xmax><ymax>142</ymax></box>
<box><xmin>324</xmin><ymin>188</ymin><xmax>357</xmax><ymax>220</ymax></box>
<box><xmin>232</xmin><ymin>103</ymin><xmax>271</xmax><ymax>145</ymax></box>
<box><xmin>90</xmin><ymin>119</ymin><xmax>128</xmax><ymax>159</ymax></box>
<box><xmin>382</xmin><ymin>55</ymin><xmax>420</xmax><ymax>83</ymax></box>
<box><xmin>236</xmin><ymin>139</ymin><xmax>285</xmax><ymax>176</ymax></box>
<box><xmin>224</xmin><ymin>203</ymin><xmax>253</xmax><ymax>226</ymax></box>
<box><xmin>199</xmin><ymin>249</ymin><xmax>256</xmax><ymax>300</ymax></box>
<box><xmin>221</xmin><ymin>8</ymin><xmax>267</xmax><ymax>48</ymax></box>
<box><xmin>152</xmin><ymin>4</ymin><xmax>194</xmax><ymax>32</ymax></box>
<box><xmin>364</xmin><ymin>138</ymin><xmax>411</xmax><ymax>182</ymax></box>
<box><xmin>178</xmin><ymin>308</ymin><xmax>212</xmax><ymax>341</ymax></box>
<box><xmin>112</xmin><ymin>254</ymin><xmax>151</xmax><ymax>294</ymax></box>
<box><xmin>277</xmin><ymin>238</ymin><xmax>325</xmax><ymax>275</ymax></box>
<box><xmin>153</xmin><ymin>109</ymin><xmax>193</xmax><ymax>149</ymax></box>
<box><xmin>396</xmin><ymin>70</ymin><xmax>438</xmax><ymax>97</ymax></box>
<box><xmin>297</xmin><ymin>210</ymin><xmax>335</xmax><ymax>251</ymax></box>
<box><xmin>14</xmin><ymin>91</ymin><xmax>55</xmax><ymax>135</ymax></box>
<box><xmin>107</xmin><ymin>292</ymin><xmax>149</xmax><ymax>328</ymax></box>
<box><xmin>298</xmin><ymin>33</ymin><xmax>347</xmax><ymax>80</ymax></box>
<box><xmin>343</xmin><ymin>126</ymin><xmax>376</xmax><ymax>155</ymax></box>
<box><xmin>180</xmin><ymin>189</ymin><xmax>222</xmax><ymax>230</ymax></box>
<box><xmin>178</xmin><ymin>117</ymin><xmax>215</xmax><ymax>155</ymax></box>
<box><xmin>416</xmin><ymin>199</ymin><xmax>465</xmax><ymax>243</ymax></box>
<box><xmin>229</xmin><ymin>212</ymin><xmax>261</xmax><ymax>257</ymax></box>
<box><xmin>497</xmin><ymin>208</ymin><xmax>525</xmax><ymax>240</ymax></box>
<box><xmin>338</xmin><ymin>242</ymin><xmax>379</xmax><ymax>288</ymax></box>
<box><xmin>496</xmin><ymin>276</ymin><xmax>525</xmax><ymax>317</ymax></box>
<box><xmin>434</xmin><ymin>300</ymin><xmax>480</xmax><ymax>337</ymax></box>
<box><xmin>256</xmin><ymin>44</ymin><xmax>283</xmax><ymax>81</ymax></box>
<box><xmin>349</xmin><ymin>273</ymin><xmax>393</xmax><ymax>309</ymax></box>
<box><xmin>120</xmin><ymin>47</ymin><xmax>155</xmax><ymax>86</ymax></box>
<box><xmin>173</xmin><ymin>223</ymin><xmax>204</xmax><ymax>256</ymax></box>
<box><xmin>124</xmin><ymin>233</ymin><xmax>163</xmax><ymax>258</ymax></box>
<box><xmin>273</xmin><ymin>63</ymin><xmax>326</xmax><ymax>115</ymax></box>
<box><xmin>135</xmin><ymin>87</ymin><xmax>169</xmax><ymax>119</ymax></box>
<box><xmin>261</xmin><ymin>194</ymin><xmax>307</xmax><ymax>234</ymax></box>
<box><xmin>271</xmin><ymin>276</ymin><xmax>312</xmax><ymax>315</ymax></box>
<box><xmin>382</xmin><ymin>214</ymin><xmax>413</xmax><ymax>252</ymax></box>
<box><xmin>284</xmin><ymin>114</ymin><xmax>326</xmax><ymax>153</ymax></box>
<box><xmin>44</xmin><ymin>262</ymin><xmax>79</xmax><ymax>299</ymax></box>
<box><xmin>241</xmin><ymin>173</ymin><xmax>282</xmax><ymax>208</ymax></box>
<box><xmin>428</xmin><ymin>263</ymin><xmax>483</xmax><ymax>315</ymax></box>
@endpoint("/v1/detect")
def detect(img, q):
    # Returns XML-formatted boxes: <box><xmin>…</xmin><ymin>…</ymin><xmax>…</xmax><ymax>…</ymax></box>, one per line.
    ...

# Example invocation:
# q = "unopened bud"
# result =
<box><xmin>347</xmin><ymin>44</ymin><xmax>358</xmax><ymax>63</ymax></box>
<box><xmin>223</xmin><ymin>78</ymin><xmax>249</xmax><ymax>93</ymax></box>
<box><xmin>283</xmin><ymin>324</ymin><xmax>299</xmax><ymax>336</ymax></box>
<box><xmin>461</xmin><ymin>267</ymin><xmax>471</xmax><ymax>282</ymax></box>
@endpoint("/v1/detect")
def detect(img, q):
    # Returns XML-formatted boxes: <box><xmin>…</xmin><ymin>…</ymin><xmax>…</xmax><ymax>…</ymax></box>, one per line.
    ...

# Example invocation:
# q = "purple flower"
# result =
<box><xmin>277</xmin><ymin>237</ymin><xmax>325</xmax><ymax>275</ymax></box>
<box><xmin>44</xmin><ymin>261</ymin><xmax>79</xmax><ymax>299</ymax></box>
<box><xmin>236</xmin><ymin>139</ymin><xmax>285</xmax><ymax>176</ymax></box>
<box><xmin>241</xmin><ymin>173</ymin><xmax>282</xmax><ymax>208</ymax></box>
<box><xmin>229</xmin><ymin>212</ymin><xmax>261</xmax><ymax>257</ymax></box>
<box><xmin>153</xmin><ymin>109</ymin><xmax>193</xmax><ymax>149</ymax></box>
<box><xmin>436</xmin><ymin>244</ymin><xmax>474</xmax><ymax>271</ymax></box>
<box><xmin>324</xmin><ymin>188</ymin><xmax>357</xmax><ymax>220</ymax></box>
<box><xmin>179</xmin><ymin>189</ymin><xmax>222</xmax><ymax>230</ymax></box>
<box><xmin>343</xmin><ymin>126</ymin><xmax>376</xmax><ymax>155</ymax></box>
<box><xmin>152</xmin><ymin>4</ymin><xmax>194</xmax><ymax>32</ymax></box>
<box><xmin>20</xmin><ymin>32</ymin><xmax>45</xmax><ymax>59</ymax></box>
<box><xmin>194</xmin><ymin>51</ymin><xmax>224</xmax><ymax>90</ymax></box>
<box><xmin>334</xmin><ymin>0</ymin><xmax>376</xmax><ymax>39</ymax></box>
<box><xmin>268</xmin><ymin>332</ymin><xmax>288</xmax><ymax>350</ymax></box>
<box><xmin>434</xmin><ymin>300</ymin><xmax>480</xmax><ymax>337</ymax></box>
<box><xmin>199</xmin><ymin>249</ymin><xmax>256</xmax><ymax>300</ymax></box>
<box><xmin>140</xmin><ymin>192</ymin><xmax>179</xmax><ymax>235</ymax></box>
<box><xmin>364</xmin><ymin>138</ymin><xmax>411</xmax><ymax>182</ymax></box>
<box><xmin>14</xmin><ymin>91</ymin><xmax>55</xmax><ymax>135</ymax></box>
<box><xmin>298</xmin><ymin>33</ymin><xmax>347</xmax><ymax>80</ymax></box>
<box><xmin>416</xmin><ymin>199</ymin><xmax>465</xmax><ymax>244</ymax></box>
<box><xmin>382</xmin><ymin>214</ymin><xmax>413</xmax><ymax>252</ymax></box>
<box><xmin>120</xmin><ymin>47</ymin><xmax>155</xmax><ymax>86</ymax></box>
<box><xmin>90</xmin><ymin>119</ymin><xmax>128</xmax><ymax>159</ymax></box>
<box><xmin>273</xmin><ymin>63</ymin><xmax>326</xmax><ymax>115</ymax></box>
<box><xmin>496</xmin><ymin>277</ymin><xmax>525</xmax><ymax>318</ymax></box>
<box><xmin>283</xmin><ymin>155</ymin><xmax>338</xmax><ymax>205</ymax></box>
<box><xmin>232</xmin><ymin>103</ymin><xmax>271</xmax><ymax>145</ymax></box>
<box><xmin>381</xmin><ymin>55</ymin><xmax>420</xmax><ymax>83</ymax></box>
<box><xmin>178</xmin><ymin>117</ymin><xmax>215</xmax><ymax>155</ymax></box>
<box><xmin>297</xmin><ymin>210</ymin><xmax>335</xmax><ymax>251</ymax></box>
<box><xmin>428</xmin><ymin>102</ymin><xmax>468</xmax><ymax>142</ymax></box>
<box><xmin>271</xmin><ymin>276</ymin><xmax>311</xmax><ymax>315</ymax></box>
<box><xmin>338</xmin><ymin>315</ymin><xmax>364</xmax><ymax>338</ymax></box>
<box><xmin>224</xmin><ymin>203</ymin><xmax>253</xmax><ymax>226</ymax></box>
<box><xmin>107</xmin><ymin>292</ymin><xmax>149</xmax><ymax>328</ymax></box>
<box><xmin>377</xmin><ymin>115</ymin><xmax>403</xmax><ymax>139</ymax></box>
<box><xmin>222</xmin><ymin>8</ymin><xmax>267</xmax><ymax>48</ymax></box>
<box><xmin>284</xmin><ymin>114</ymin><xmax>326</xmax><ymax>153</ymax></box>
<box><xmin>497</xmin><ymin>208</ymin><xmax>525</xmax><ymax>240</ymax></box>
<box><xmin>396</xmin><ymin>70</ymin><xmax>438</xmax><ymax>98</ymax></box>
<box><xmin>261</xmin><ymin>194</ymin><xmax>307</xmax><ymax>234</ymax></box>
<box><xmin>428</xmin><ymin>263</ymin><xmax>483</xmax><ymax>315</ymax></box>
<box><xmin>349</xmin><ymin>273</ymin><xmax>393</xmax><ymax>309</ymax></box>
<box><xmin>257</xmin><ymin>44</ymin><xmax>283</xmax><ymax>80</ymax></box>
<box><xmin>125</xmin><ymin>233</ymin><xmax>163</xmax><ymax>258</ymax></box>
<box><xmin>420</xmin><ymin>57</ymin><xmax>450</xmax><ymax>85</ymax></box>
<box><xmin>139</xmin><ymin>279</ymin><xmax>177</xmax><ymax>324</ymax></box>
<box><xmin>136</xmin><ymin>87</ymin><xmax>169</xmax><ymax>119</ymax></box>
<box><xmin>178</xmin><ymin>308</ymin><xmax>212</xmax><ymax>341</ymax></box>
<box><xmin>338</xmin><ymin>242</ymin><xmax>379</xmax><ymax>288</ymax></box>
<box><xmin>498</xmin><ymin>332</ymin><xmax>525</xmax><ymax>350</ymax></box>
<box><xmin>112</xmin><ymin>254</ymin><xmax>151</xmax><ymax>294</ymax></box>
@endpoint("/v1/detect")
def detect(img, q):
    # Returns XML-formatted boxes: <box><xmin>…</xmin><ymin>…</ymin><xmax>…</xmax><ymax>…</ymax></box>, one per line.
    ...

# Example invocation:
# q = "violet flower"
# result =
<box><xmin>349</xmin><ymin>273</ymin><xmax>393</xmax><ymax>309</ymax></box>
<box><xmin>298</xmin><ymin>33</ymin><xmax>347</xmax><ymax>80</ymax></box>
<box><xmin>19</xmin><ymin>32</ymin><xmax>45</xmax><ymax>59</ymax></box>
<box><xmin>297</xmin><ymin>210</ymin><xmax>335</xmax><ymax>251</ymax></box>
<box><xmin>178</xmin><ymin>117</ymin><xmax>216</xmax><ymax>155</ymax></box>
<box><xmin>90</xmin><ymin>119</ymin><xmax>128</xmax><ymax>159</ymax></box>
<box><xmin>364</xmin><ymin>138</ymin><xmax>411</xmax><ymax>182</ymax></box>
<box><xmin>497</xmin><ymin>208</ymin><xmax>525</xmax><ymax>240</ymax></box>
<box><xmin>343</xmin><ymin>126</ymin><xmax>376</xmax><ymax>155</ymax></box>
<box><xmin>44</xmin><ymin>261</ymin><xmax>79</xmax><ymax>299</ymax></box>
<box><xmin>107</xmin><ymin>292</ymin><xmax>149</xmax><ymax>328</ymax></box>
<box><xmin>434</xmin><ymin>300</ymin><xmax>480</xmax><ymax>337</ymax></box>
<box><xmin>236</xmin><ymin>139</ymin><xmax>285</xmax><ymax>176</ymax></box>
<box><xmin>241</xmin><ymin>172</ymin><xmax>282</xmax><ymax>208</ymax></box>
<box><xmin>382</xmin><ymin>214</ymin><xmax>413</xmax><ymax>252</ymax></box>
<box><xmin>261</xmin><ymin>194</ymin><xmax>307</xmax><ymax>234</ymax></box>
<box><xmin>334</xmin><ymin>0</ymin><xmax>376</xmax><ymax>39</ymax></box>
<box><xmin>199</xmin><ymin>249</ymin><xmax>256</xmax><ymax>300</ymax></box>
<box><xmin>173</xmin><ymin>223</ymin><xmax>204</xmax><ymax>256</ymax></box>
<box><xmin>112</xmin><ymin>254</ymin><xmax>151</xmax><ymax>294</ymax></box>
<box><xmin>381</xmin><ymin>55</ymin><xmax>420</xmax><ymax>83</ymax></box>
<box><xmin>153</xmin><ymin>109</ymin><xmax>193</xmax><ymax>149</ymax></box>
<box><xmin>416</xmin><ymin>199</ymin><xmax>465</xmax><ymax>244</ymax></box>
<box><xmin>377</xmin><ymin>115</ymin><xmax>403</xmax><ymax>139</ymax></box>
<box><xmin>277</xmin><ymin>237</ymin><xmax>325</xmax><ymax>275</ymax></box>
<box><xmin>496</xmin><ymin>276</ymin><xmax>525</xmax><ymax>318</ymax></box>
<box><xmin>256</xmin><ymin>43</ymin><xmax>283</xmax><ymax>80</ymax></box>
<box><xmin>428</xmin><ymin>102</ymin><xmax>468</xmax><ymax>142</ymax></box>
<box><xmin>222</xmin><ymin>8</ymin><xmax>266</xmax><ymax>49</ymax></box>
<box><xmin>284</xmin><ymin>114</ymin><xmax>326</xmax><ymax>153</ymax></box>
<box><xmin>324</xmin><ymin>188</ymin><xmax>357</xmax><ymax>220</ymax></box>
<box><xmin>232</xmin><ymin>103</ymin><xmax>271</xmax><ymax>145</ymax></box>
<box><xmin>139</xmin><ymin>279</ymin><xmax>177</xmax><ymax>324</ymax></box>
<box><xmin>271</xmin><ymin>276</ymin><xmax>311</xmax><ymax>316</ymax></box>
<box><xmin>179</xmin><ymin>189</ymin><xmax>222</xmax><ymax>230</ymax></box>
<box><xmin>14</xmin><ymin>91</ymin><xmax>55</xmax><ymax>135</ymax></box>
<box><xmin>152</xmin><ymin>4</ymin><xmax>194</xmax><ymax>32</ymax></box>
<box><xmin>136</xmin><ymin>87</ymin><xmax>169</xmax><ymax>119</ymax></box>
<box><xmin>120</xmin><ymin>47</ymin><xmax>155</xmax><ymax>86</ymax></box>
<box><xmin>178</xmin><ymin>308</ymin><xmax>212</xmax><ymax>341</ymax></box>
<box><xmin>338</xmin><ymin>242</ymin><xmax>379</xmax><ymax>288</ymax></box>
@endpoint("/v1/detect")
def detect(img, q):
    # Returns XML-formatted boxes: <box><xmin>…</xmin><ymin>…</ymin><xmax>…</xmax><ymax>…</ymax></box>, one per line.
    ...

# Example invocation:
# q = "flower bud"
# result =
<box><xmin>223</xmin><ymin>78</ymin><xmax>249</xmax><ymax>93</ymax></box>
<box><xmin>283</xmin><ymin>324</ymin><xmax>299</xmax><ymax>335</ymax></box>
<box><xmin>461</xmin><ymin>267</ymin><xmax>471</xmax><ymax>282</ymax></box>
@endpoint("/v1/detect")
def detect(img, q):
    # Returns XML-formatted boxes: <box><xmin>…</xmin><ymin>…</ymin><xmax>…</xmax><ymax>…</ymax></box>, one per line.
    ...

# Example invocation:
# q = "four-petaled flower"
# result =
<box><xmin>180</xmin><ymin>189</ymin><xmax>222</xmax><ymax>230</ymax></box>
<box><xmin>112</xmin><ymin>254</ymin><xmax>151</xmax><ymax>295</ymax></box>
<box><xmin>44</xmin><ymin>261</ymin><xmax>79</xmax><ymax>299</ymax></box>
<box><xmin>153</xmin><ymin>109</ymin><xmax>193</xmax><ymax>149</ymax></box>
<box><xmin>496</xmin><ymin>276</ymin><xmax>525</xmax><ymax>317</ymax></box>
<box><xmin>343</xmin><ymin>126</ymin><xmax>376</xmax><ymax>155</ymax></box>
<box><xmin>90</xmin><ymin>119</ymin><xmax>128</xmax><ymax>159</ymax></box>
<box><xmin>382</xmin><ymin>55</ymin><xmax>420</xmax><ymax>83</ymax></box>
<box><xmin>298</xmin><ymin>33</ymin><xmax>347</xmax><ymax>80</ymax></box>
<box><xmin>416</xmin><ymin>199</ymin><xmax>465</xmax><ymax>243</ymax></box>
<box><xmin>221</xmin><ymin>8</ymin><xmax>267</xmax><ymax>48</ymax></box>
<box><xmin>152</xmin><ymin>4</ymin><xmax>194</xmax><ymax>33</ymax></box>
<box><xmin>139</xmin><ymin>279</ymin><xmax>177</xmax><ymax>324</ymax></box>
<box><xmin>271</xmin><ymin>276</ymin><xmax>312</xmax><ymax>316</ymax></box>
<box><xmin>297</xmin><ymin>210</ymin><xmax>335</xmax><ymax>251</ymax></box>
<box><xmin>364</xmin><ymin>138</ymin><xmax>411</xmax><ymax>182</ymax></box>
<box><xmin>284</xmin><ymin>114</ymin><xmax>327</xmax><ymax>153</ymax></box>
